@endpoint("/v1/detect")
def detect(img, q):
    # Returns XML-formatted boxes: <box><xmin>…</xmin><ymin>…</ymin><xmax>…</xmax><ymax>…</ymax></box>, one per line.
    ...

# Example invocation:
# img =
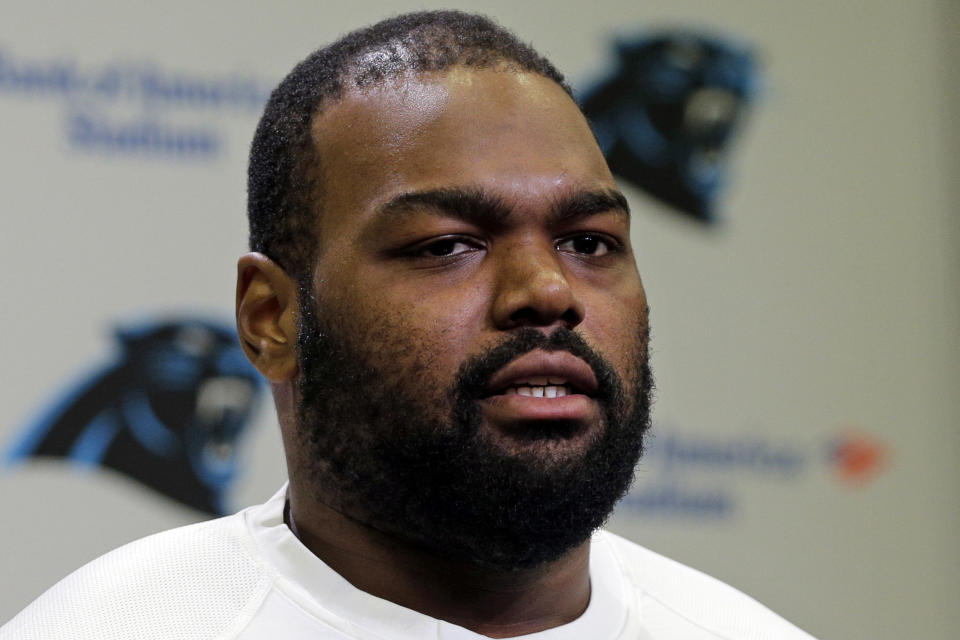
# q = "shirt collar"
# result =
<box><xmin>245</xmin><ymin>485</ymin><xmax>631</xmax><ymax>640</ymax></box>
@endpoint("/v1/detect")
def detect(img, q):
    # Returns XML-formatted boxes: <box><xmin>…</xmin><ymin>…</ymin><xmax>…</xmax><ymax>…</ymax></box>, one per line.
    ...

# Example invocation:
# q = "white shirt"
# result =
<box><xmin>1</xmin><ymin>487</ymin><xmax>815</xmax><ymax>639</ymax></box>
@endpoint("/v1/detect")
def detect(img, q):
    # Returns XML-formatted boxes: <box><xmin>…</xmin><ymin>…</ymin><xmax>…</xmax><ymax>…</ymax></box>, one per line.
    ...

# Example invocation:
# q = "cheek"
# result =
<box><xmin>583</xmin><ymin>287</ymin><xmax>649</xmax><ymax>377</ymax></box>
<box><xmin>375</xmin><ymin>275</ymin><xmax>490</xmax><ymax>342</ymax></box>
<box><xmin>338</xmin><ymin>291</ymin><xmax>481</xmax><ymax>393</ymax></box>
<box><xmin>320</xmin><ymin>254</ymin><xmax>494</xmax><ymax>377</ymax></box>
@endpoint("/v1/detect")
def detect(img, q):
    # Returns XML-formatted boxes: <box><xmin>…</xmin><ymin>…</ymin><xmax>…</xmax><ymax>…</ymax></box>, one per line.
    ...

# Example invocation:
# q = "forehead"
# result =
<box><xmin>310</xmin><ymin>68</ymin><xmax>616</xmax><ymax>237</ymax></box>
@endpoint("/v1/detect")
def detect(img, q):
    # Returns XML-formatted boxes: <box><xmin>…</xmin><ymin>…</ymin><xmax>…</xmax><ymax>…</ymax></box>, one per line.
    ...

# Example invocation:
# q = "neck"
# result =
<box><xmin>286</xmin><ymin>489</ymin><xmax>591</xmax><ymax>638</ymax></box>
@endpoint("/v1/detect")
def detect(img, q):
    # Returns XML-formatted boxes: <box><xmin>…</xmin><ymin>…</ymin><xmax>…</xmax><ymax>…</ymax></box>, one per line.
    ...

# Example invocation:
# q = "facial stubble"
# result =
<box><xmin>294</xmin><ymin>289</ymin><xmax>653</xmax><ymax>571</ymax></box>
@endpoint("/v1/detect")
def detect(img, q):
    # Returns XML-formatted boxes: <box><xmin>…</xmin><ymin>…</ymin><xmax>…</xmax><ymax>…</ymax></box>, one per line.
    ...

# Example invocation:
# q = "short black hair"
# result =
<box><xmin>247</xmin><ymin>10</ymin><xmax>571</xmax><ymax>282</ymax></box>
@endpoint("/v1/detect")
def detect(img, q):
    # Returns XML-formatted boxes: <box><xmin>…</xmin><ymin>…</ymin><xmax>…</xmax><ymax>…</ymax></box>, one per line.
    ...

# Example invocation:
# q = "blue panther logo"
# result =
<box><xmin>580</xmin><ymin>30</ymin><xmax>758</xmax><ymax>222</ymax></box>
<box><xmin>5</xmin><ymin>318</ymin><xmax>264</xmax><ymax>515</ymax></box>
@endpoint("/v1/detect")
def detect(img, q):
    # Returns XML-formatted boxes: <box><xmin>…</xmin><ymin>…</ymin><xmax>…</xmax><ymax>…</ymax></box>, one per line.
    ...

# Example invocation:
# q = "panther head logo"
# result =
<box><xmin>580</xmin><ymin>30</ymin><xmax>758</xmax><ymax>222</ymax></box>
<box><xmin>5</xmin><ymin>318</ymin><xmax>264</xmax><ymax>515</ymax></box>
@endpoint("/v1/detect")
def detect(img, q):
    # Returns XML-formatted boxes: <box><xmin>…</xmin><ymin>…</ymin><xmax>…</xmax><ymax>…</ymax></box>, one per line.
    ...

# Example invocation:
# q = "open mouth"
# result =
<box><xmin>479</xmin><ymin>350</ymin><xmax>602</xmax><ymax>429</ymax></box>
<box><xmin>501</xmin><ymin>378</ymin><xmax>578</xmax><ymax>398</ymax></box>
<box><xmin>485</xmin><ymin>351</ymin><xmax>599</xmax><ymax>399</ymax></box>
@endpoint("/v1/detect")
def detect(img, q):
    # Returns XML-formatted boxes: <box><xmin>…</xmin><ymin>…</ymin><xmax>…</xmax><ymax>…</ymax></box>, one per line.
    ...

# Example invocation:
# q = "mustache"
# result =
<box><xmin>452</xmin><ymin>328</ymin><xmax>623</xmax><ymax>405</ymax></box>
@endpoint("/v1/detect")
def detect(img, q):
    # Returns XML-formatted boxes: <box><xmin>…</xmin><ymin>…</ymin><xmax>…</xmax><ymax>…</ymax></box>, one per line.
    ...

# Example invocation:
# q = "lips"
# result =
<box><xmin>484</xmin><ymin>350</ymin><xmax>599</xmax><ymax>399</ymax></box>
<box><xmin>479</xmin><ymin>349</ymin><xmax>603</xmax><ymax>432</ymax></box>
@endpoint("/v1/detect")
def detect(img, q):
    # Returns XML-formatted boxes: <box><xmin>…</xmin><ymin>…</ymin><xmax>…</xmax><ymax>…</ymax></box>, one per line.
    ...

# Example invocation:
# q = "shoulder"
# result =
<box><xmin>1</xmin><ymin>512</ymin><xmax>273</xmax><ymax>640</ymax></box>
<box><xmin>596</xmin><ymin>530</ymin><xmax>817</xmax><ymax>639</ymax></box>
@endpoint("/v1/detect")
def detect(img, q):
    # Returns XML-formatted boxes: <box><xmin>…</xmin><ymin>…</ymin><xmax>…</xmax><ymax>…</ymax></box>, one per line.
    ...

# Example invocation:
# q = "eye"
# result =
<box><xmin>413</xmin><ymin>237</ymin><xmax>480</xmax><ymax>258</ymax></box>
<box><xmin>556</xmin><ymin>234</ymin><xmax>617</xmax><ymax>257</ymax></box>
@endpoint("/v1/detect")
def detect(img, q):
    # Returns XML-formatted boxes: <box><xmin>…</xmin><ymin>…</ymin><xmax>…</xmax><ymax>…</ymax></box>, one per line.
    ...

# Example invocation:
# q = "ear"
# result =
<box><xmin>236</xmin><ymin>252</ymin><xmax>299</xmax><ymax>382</ymax></box>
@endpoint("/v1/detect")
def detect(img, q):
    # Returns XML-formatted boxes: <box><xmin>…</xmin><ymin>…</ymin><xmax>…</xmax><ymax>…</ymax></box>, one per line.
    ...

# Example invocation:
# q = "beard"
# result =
<box><xmin>294</xmin><ymin>289</ymin><xmax>653</xmax><ymax>571</ymax></box>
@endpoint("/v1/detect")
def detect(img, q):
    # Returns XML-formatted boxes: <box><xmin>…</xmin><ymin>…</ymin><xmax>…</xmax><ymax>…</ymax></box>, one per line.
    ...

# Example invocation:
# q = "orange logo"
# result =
<box><xmin>828</xmin><ymin>430</ymin><xmax>889</xmax><ymax>485</ymax></box>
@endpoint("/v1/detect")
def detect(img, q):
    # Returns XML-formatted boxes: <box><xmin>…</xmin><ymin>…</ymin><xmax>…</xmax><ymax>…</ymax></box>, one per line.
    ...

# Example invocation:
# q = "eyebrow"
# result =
<box><xmin>549</xmin><ymin>188</ymin><xmax>630</xmax><ymax>223</ymax></box>
<box><xmin>375</xmin><ymin>186</ymin><xmax>629</xmax><ymax>226</ymax></box>
<box><xmin>376</xmin><ymin>187</ymin><xmax>512</xmax><ymax>226</ymax></box>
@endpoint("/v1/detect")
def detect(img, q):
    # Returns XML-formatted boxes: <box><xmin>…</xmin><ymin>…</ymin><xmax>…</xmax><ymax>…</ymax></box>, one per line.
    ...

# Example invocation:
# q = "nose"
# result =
<box><xmin>491</xmin><ymin>239</ymin><xmax>585</xmax><ymax>330</ymax></box>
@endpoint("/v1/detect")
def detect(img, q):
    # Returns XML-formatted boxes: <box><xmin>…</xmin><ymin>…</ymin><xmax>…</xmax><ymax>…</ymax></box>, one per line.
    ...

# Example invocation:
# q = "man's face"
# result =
<box><xmin>294</xmin><ymin>68</ymin><xmax>651</xmax><ymax>568</ymax></box>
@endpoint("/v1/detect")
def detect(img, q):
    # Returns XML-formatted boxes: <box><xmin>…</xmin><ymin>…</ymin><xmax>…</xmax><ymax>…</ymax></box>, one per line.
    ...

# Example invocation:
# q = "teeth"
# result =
<box><xmin>505</xmin><ymin>385</ymin><xmax>570</xmax><ymax>397</ymax></box>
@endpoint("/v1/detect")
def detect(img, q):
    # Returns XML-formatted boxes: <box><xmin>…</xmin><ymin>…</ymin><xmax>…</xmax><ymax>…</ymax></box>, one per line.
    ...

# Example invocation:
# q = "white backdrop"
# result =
<box><xmin>1</xmin><ymin>2</ymin><xmax>957</xmax><ymax>638</ymax></box>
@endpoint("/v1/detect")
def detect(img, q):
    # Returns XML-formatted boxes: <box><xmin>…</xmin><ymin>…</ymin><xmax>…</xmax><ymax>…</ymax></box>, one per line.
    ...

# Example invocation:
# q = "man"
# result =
<box><xmin>2</xmin><ymin>11</ymin><xmax>814</xmax><ymax>639</ymax></box>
